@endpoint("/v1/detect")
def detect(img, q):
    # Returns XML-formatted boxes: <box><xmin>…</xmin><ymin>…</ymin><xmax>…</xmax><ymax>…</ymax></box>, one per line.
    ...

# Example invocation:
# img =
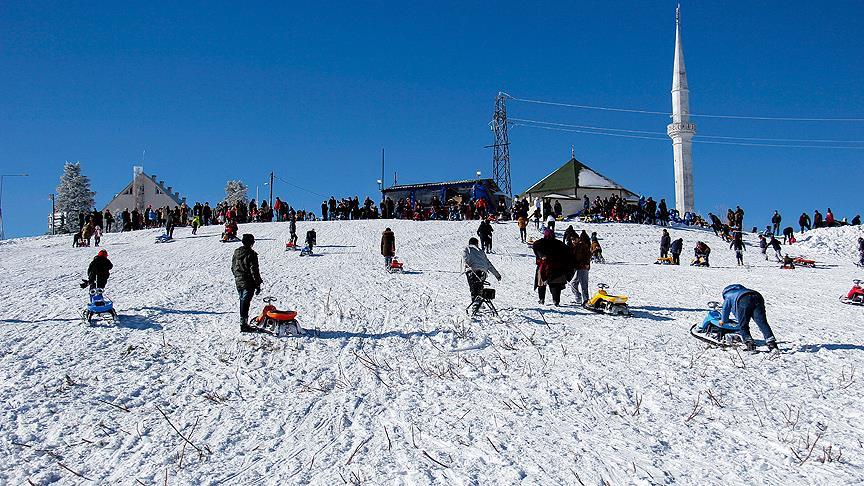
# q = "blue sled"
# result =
<box><xmin>690</xmin><ymin>302</ymin><xmax>741</xmax><ymax>347</ymax></box>
<box><xmin>83</xmin><ymin>288</ymin><xmax>118</xmax><ymax>324</ymax></box>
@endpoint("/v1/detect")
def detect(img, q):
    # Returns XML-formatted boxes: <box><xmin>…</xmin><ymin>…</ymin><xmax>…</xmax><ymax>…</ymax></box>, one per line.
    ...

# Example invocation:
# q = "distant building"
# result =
<box><xmin>102</xmin><ymin>166</ymin><xmax>186</xmax><ymax>215</ymax></box>
<box><xmin>381</xmin><ymin>178</ymin><xmax>504</xmax><ymax>206</ymax></box>
<box><xmin>521</xmin><ymin>157</ymin><xmax>638</xmax><ymax>216</ymax></box>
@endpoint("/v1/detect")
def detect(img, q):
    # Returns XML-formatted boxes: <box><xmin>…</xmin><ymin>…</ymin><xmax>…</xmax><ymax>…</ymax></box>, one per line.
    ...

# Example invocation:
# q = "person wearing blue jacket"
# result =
<box><xmin>721</xmin><ymin>284</ymin><xmax>779</xmax><ymax>353</ymax></box>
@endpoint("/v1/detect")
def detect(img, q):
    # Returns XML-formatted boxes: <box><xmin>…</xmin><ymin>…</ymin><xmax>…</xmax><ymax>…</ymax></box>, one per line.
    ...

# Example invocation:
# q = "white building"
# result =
<box><xmin>102</xmin><ymin>166</ymin><xmax>186</xmax><ymax>215</ymax></box>
<box><xmin>667</xmin><ymin>5</ymin><xmax>696</xmax><ymax>214</ymax></box>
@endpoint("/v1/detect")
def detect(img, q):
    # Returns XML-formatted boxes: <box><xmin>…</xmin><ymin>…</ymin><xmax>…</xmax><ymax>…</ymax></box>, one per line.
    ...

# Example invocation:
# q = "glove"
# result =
<box><xmin>255</xmin><ymin>287</ymin><xmax>261</xmax><ymax>295</ymax></box>
<box><xmin>80</xmin><ymin>279</ymin><xmax>89</xmax><ymax>289</ymax></box>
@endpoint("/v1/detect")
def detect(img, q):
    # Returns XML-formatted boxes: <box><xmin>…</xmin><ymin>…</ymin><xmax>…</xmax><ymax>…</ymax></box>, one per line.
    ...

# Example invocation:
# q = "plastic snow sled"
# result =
<box><xmin>83</xmin><ymin>288</ymin><xmax>118</xmax><ymax>325</ymax></box>
<box><xmin>689</xmin><ymin>301</ymin><xmax>741</xmax><ymax>347</ymax></box>
<box><xmin>285</xmin><ymin>242</ymin><xmax>298</xmax><ymax>251</ymax></box>
<box><xmin>793</xmin><ymin>257</ymin><xmax>816</xmax><ymax>268</ymax></box>
<box><xmin>840</xmin><ymin>279</ymin><xmax>864</xmax><ymax>306</ymax></box>
<box><xmin>155</xmin><ymin>234</ymin><xmax>173</xmax><ymax>243</ymax></box>
<box><xmin>691</xmin><ymin>256</ymin><xmax>709</xmax><ymax>267</ymax></box>
<box><xmin>388</xmin><ymin>258</ymin><xmax>404</xmax><ymax>273</ymax></box>
<box><xmin>584</xmin><ymin>283</ymin><xmax>631</xmax><ymax>316</ymax></box>
<box><xmin>249</xmin><ymin>297</ymin><xmax>304</xmax><ymax>336</ymax></box>
<box><xmin>654</xmin><ymin>257</ymin><xmax>675</xmax><ymax>265</ymax></box>
<box><xmin>299</xmin><ymin>246</ymin><xmax>314</xmax><ymax>256</ymax></box>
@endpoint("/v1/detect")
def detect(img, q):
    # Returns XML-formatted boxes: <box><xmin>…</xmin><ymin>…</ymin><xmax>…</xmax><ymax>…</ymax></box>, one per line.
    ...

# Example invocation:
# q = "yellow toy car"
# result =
<box><xmin>584</xmin><ymin>283</ymin><xmax>632</xmax><ymax>316</ymax></box>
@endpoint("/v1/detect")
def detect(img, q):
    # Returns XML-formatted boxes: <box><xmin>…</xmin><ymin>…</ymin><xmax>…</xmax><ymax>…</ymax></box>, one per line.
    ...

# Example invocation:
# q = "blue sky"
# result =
<box><xmin>1</xmin><ymin>1</ymin><xmax>862</xmax><ymax>237</ymax></box>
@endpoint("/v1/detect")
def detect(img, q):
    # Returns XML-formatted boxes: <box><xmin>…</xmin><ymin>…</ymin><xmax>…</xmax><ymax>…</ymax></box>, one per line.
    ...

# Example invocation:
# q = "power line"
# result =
<box><xmin>512</xmin><ymin>122</ymin><xmax>864</xmax><ymax>149</ymax></box>
<box><xmin>510</xmin><ymin>117</ymin><xmax>864</xmax><ymax>144</ymax></box>
<box><xmin>505</xmin><ymin>93</ymin><xmax>864</xmax><ymax>122</ymax></box>
<box><xmin>274</xmin><ymin>175</ymin><xmax>326</xmax><ymax>198</ymax></box>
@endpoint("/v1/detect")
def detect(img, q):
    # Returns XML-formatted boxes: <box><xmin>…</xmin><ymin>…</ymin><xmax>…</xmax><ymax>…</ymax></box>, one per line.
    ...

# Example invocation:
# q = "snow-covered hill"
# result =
<box><xmin>1</xmin><ymin>220</ymin><xmax>862</xmax><ymax>485</ymax></box>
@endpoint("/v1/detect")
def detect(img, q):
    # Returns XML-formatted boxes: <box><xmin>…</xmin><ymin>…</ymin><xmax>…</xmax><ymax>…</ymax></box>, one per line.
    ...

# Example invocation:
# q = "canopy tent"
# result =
<box><xmin>521</xmin><ymin>157</ymin><xmax>639</xmax><ymax>215</ymax></box>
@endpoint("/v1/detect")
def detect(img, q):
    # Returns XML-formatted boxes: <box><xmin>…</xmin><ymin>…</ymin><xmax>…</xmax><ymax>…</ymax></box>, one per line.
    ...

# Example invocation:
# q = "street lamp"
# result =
<box><xmin>476</xmin><ymin>170</ymin><xmax>482</xmax><ymax>180</ymax></box>
<box><xmin>0</xmin><ymin>173</ymin><xmax>29</xmax><ymax>240</ymax></box>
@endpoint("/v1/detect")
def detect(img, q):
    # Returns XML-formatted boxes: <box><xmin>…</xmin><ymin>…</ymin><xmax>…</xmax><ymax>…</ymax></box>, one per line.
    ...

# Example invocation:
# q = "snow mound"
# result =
<box><xmin>1</xmin><ymin>220</ymin><xmax>863</xmax><ymax>484</ymax></box>
<box><xmin>794</xmin><ymin>225</ymin><xmax>864</xmax><ymax>262</ymax></box>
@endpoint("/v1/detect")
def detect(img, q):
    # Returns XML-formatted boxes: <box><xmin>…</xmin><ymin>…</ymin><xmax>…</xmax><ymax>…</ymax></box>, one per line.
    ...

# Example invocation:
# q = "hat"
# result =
<box><xmin>543</xmin><ymin>228</ymin><xmax>554</xmax><ymax>238</ymax></box>
<box><xmin>97</xmin><ymin>249</ymin><xmax>108</xmax><ymax>257</ymax></box>
<box><xmin>242</xmin><ymin>234</ymin><xmax>255</xmax><ymax>245</ymax></box>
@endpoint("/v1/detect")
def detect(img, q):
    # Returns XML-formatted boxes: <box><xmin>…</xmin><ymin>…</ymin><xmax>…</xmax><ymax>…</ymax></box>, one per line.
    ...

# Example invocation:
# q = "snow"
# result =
<box><xmin>1</xmin><ymin>220</ymin><xmax>863</xmax><ymax>484</ymax></box>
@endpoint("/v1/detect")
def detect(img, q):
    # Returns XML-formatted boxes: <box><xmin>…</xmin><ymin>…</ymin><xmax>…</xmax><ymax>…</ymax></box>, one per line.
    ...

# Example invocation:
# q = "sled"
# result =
<box><xmin>83</xmin><ymin>288</ymin><xmax>118</xmax><ymax>325</ymax></box>
<box><xmin>654</xmin><ymin>257</ymin><xmax>675</xmax><ymax>265</ymax></box>
<box><xmin>584</xmin><ymin>283</ymin><xmax>631</xmax><ymax>316</ymax></box>
<box><xmin>691</xmin><ymin>257</ymin><xmax>709</xmax><ymax>267</ymax></box>
<box><xmin>689</xmin><ymin>302</ymin><xmax>741</xmax><ymax>347</ymax></box>
<box><xmin>155</xmin><ymin>234</ymin><xmax>174</xmax><ymax>243</ymax></box>
<box><xmin>285</xmin><ymin>242</ymin><xmax>298</xmax><ymax>251</ymax></box>
<box><xmin>792</xmin><ymin>257</ymin><xmax>816</xmax><ymax>268</ymax></box>
<box><xmin>388</xmin><ymin>258</ymin><xmax>404</xmax><ymax>273</ymax></box>
<box><xmin>249</xmin><ymin>297</ymin><xmax>303</xmax><ymax>337</ymax></box>
<box><xmin>299</xmin><ymin>246</ymin><xmax>314</xmax><ymax>256</ymax></box>
<box><xmin>221</xmin><ymin>235</ymin><xmax>240</xmax><ymax>243</ymax></box>
<box><xmin>840</xmin><ymin>279</ymin><xmax>864</xmax><ymax>306</ymax></box>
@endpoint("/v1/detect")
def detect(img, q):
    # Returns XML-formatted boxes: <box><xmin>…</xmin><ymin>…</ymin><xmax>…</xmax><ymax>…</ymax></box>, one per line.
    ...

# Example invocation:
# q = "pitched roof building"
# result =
<box><xmin>102</xmin><ymin>166</ymin><xmax>186</xmax><ymax>214</ymax></box>
<box><xmin>521</xmin><ymin>157</ymin><xmax>638</xmax><ymax>215</ymax></box>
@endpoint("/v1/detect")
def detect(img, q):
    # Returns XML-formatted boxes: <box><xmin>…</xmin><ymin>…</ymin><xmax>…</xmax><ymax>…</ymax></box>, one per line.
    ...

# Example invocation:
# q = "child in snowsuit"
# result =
<box><xmin>759</xmin><ymin>235</ymin><xmax>768</xmax><ymax>260</ymax></box>
<box><xmin>289</xmin><ymin>217</ymin><xmax>298</xmax><ymax>245</ymax></box>
<box><xmin>81</xmin><ymin>249</ymin><xmax>113</xmax><ymax>290</ymax></box>
<box><xmin>670</xmin><ymin>238</ymin><xmax>683</xmax><ymax>265</ymax></box>
<box><xmin>305</xmin><ymin>229</ymin><xmax>317</xmax><ymax>252</ymax></box>
<box><xmin>730</xmin><ymin>233</ymin><xmax>745</xmax><ymax>266</ymax></box>
<box><xmin>660</xmin><ymin>229</ymin><xmax>671</xmax><ymax>259</ymax></box>
<box><xmin>381</xmin><ymin>228</ymin><xmax>396</xmax><ymax>269</ymax></box>
<box><xmin>693</xmin><ymin>241</ymin><xmax>711</xmax><ymax>267</ymax></box>
<box><xmin>720</xmin><ymin>284</ymin><xmax>779</xmax><ymax>353</ymax></box>
<box><xmin>517</xmin><ymin>216</ymin><xmax>528</xmax><ymax>243</ymax></box>
<box><xmin>767</xmin><ymin>236</ymin><xmax>782</xmax><ymax>262</ymax></box>
<box><xmin>93</xmin><ymin>226</ymin><xmax>102</xmax><ymax>247</ymax></box>
<box><xmin>590</xmin><ymin>233</ymin><xmax>604</xmax><ymax>263</ymax></box>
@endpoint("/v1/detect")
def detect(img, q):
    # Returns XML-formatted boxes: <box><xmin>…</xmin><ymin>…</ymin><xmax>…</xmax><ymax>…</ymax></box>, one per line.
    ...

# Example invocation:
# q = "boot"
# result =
<box><xmin>767</xmin><ymin>341</ymin><xmax>779</xmax><ymax>354</ymax></box>
<box><xmin>743</xmin><ymin>340</ymin><xmax>757</xmax><ymax>352</ymax></box>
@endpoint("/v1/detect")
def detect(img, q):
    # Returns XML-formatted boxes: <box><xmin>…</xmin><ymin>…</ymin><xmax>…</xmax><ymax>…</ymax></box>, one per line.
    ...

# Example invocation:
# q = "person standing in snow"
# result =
<box><xmin>767</xmin><ymin>236</ymin><xmax>783</xmax><ymax>262</ymax></box>
<box><xmin>546</xmin><ymin>213</ymin><xmax>556</xmax><ymax>232</ymax></box>
<box><xmin>81</xmin><ymin>249</ymin><xmax>113</xmax><ymax>290</ymax></box>
<box><xmin>568</xmin><ymin>231</ymin><xmax>592</xmax><ymax>305</ymax></box>
<box><xmin>720</xmin><ymin>284</ymin><xmax>779</xmax><ymax>353</ymax></box>
<box><xmin>730</xmin><ymin>232</ymin><xmax>746</xmax><ymax>266</ymax></box>
<box><xmin>758</xmin><ymin>235</ymin><xmax>768</xmax><ymax>260</ymax></box>
<box><xmin>799</xmin><ymin>212</ymin><xmax>811</xmax><ymax>233</ymax></box>
<box><xmin>693</xmin><ymin>241</ymin><xmax>711</xmax><ymax>267</ymax></box>
<box><xmin>288</xmin><ymin>215</ymin><xmax>298</xmax><ymax>246</ymax></box>
<box><xmin>660</xmin><ymin>229</ymin><xmax>671</xmax><ymax>259</ymax></box>
<box><xmin>165</xmin><ymin>210</ymin><xmax>175</xmax><ymax>239</ymax></box>
<box><xmin>532</xmin><ymin>228</ymin><xmax>571</xmax><ymax>306</ymax></box>
<box><xmin>231</xmin><ymin>234</ymin><xmax>263</xmax><ymax>332</ymax></box>
<box><xmin>782</xmin><ymin>226</ymin><xmax>795</xmax><ymax>244</ymax></box>
<box><xmin>517</xmin><ymin>214</ymin><xmax>528</xmax><ymax>243</ymax></box>
<box><xmin>531</xmin><ymin>208</ymin><xmax>542</xmax><ymax>230</ymax></box>
<box><xmin>462</xmin><ymin>237</ymin><xmax>501</xmax><ymax>307</ymax></box>
<box><xmin>477</xmin><ymin>219</ymin><xmax>494</xmax><ymax>253</ymax></box>
<box><xmin>771</xmin><ymin>211</ymin><xmax>782</xmax><ymax>236</ymax></box>
<box><xmin>380</xmin><ymin>227</ymin><xmax>396</xmax><ymax>269</ymax></box>
<box><xmin>305</xmin><ymin>228</ymin><xmax>317</xmax><ymax>252</ymax></box>
<box><xmin>858</xmin><ymin>237</ymin><xmax>864</xmax><ymax>267</ymax></box>
<box><xmin>670</xmin><ymin>237</ymin><xmax>683</xmax><ymax>265</ymax></box>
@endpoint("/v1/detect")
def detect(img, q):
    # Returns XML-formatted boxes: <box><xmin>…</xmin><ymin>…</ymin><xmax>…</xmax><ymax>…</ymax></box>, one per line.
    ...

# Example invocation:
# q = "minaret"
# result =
<box><xmin>667</xmin><ymin>5</ymin><xmax>696</xmax><ymax>214</ymax></box>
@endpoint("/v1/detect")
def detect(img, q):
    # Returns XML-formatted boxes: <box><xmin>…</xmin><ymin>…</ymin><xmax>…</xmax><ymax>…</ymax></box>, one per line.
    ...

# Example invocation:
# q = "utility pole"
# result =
<box><xmin>50</xmin><ymin>194</ymin><xmax>56</xmax><ymax>235</ymax></box>
<box><xmin>490</xmin><ymin>92</ymin><xmax>512</xmax><ymax>198</ymax></box>
<box><xmin>269</xmin><ymin>171</ymin><xmax>274</xmax><ymax>209</ymax></box>
<box><xmin>0</xmin><ymin>173</ymin><xmax>29</xmax><ymax>240</ymax></box>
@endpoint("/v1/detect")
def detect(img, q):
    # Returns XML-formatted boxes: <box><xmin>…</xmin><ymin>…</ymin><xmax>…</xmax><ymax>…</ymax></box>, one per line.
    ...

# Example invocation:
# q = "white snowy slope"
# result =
<box><xmin>1</xmin><ymin>220</ymin><xmax>863</xmax><ymax>485</ymax></box>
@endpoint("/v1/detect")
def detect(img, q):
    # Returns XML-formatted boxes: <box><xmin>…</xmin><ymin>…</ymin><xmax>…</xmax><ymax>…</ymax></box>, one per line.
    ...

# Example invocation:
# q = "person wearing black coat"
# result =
<box><xmin>83</xmin><ymin>250</ymin><xmax>113</xmax><ymax>290</ymax></box>
<box><xmin>730</xmin><ymin>232</ymin><xmax>746</xmax><ymax>266</ymax></box>
<box><xmin>669</xmin><ymin>238</ymin><xmax>683</xmax><ymax>265</ymax></box>
<box><xmin>771</xmin><ymin>211</ymin><xmax>782</xmax><ymax>236</ymax></box>
<box><xmin>532</xmin><ymin>228</ymin><xmax>573</xmax><ymax>306</ymax></box>
<box><xmin>231</xmin><ymin>234</ymin><xmax>263</xmax><ymax>332</ymax></box>
<box><xmin>477</xmin><ymin>220</ymin><xmax>494</xmax><ymax>253</ymax></box>
<box><xmin>767</xmin><ymin>236</ymin><xmax>783</xmax><ymax>262</ymax></box>
<box><xmin>660</xmin><ymin>229</ymin><xmax>671</xmax><ymax>258</ymax></box>
<box><xmin>380</xmin><ymin>228</ymin><xmax>396</xmax><ymax>268</ymax></box>
<box><xmin>857</xmin><ymin>237</ymin><xmax>864</xmax><ymax>267</ymax></box>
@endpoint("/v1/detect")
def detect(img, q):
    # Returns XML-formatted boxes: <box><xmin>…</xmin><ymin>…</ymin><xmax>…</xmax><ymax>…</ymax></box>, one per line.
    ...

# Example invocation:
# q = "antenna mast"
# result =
<box><xmin>491</xmin><ymin>92</ymin><xmax>512</xmax><ymax>197</ymax></box>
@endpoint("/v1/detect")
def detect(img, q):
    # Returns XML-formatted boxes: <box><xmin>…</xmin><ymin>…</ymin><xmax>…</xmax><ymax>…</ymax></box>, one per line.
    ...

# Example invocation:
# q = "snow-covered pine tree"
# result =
<box><xmin>224</xmin><ymin>180</ymin><xmax>249</xmax><ymax>206</ymax></box>
<box><xmin>56</xmin><ymin>161</ymin><xmax>95</xmax><ymax>232</ymax></box>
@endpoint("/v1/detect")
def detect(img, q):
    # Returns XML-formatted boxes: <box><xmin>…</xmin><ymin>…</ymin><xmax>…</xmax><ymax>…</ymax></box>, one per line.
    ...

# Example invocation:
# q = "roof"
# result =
<box><xmin>383</xmin><ymin>178</ymin><xmax>500</xmax><ymax>192</ymax></box>
<box><xmin>523</xmin><ymin>157</ymin><xmax>637</xmax><ymax>196</ymax></box>
<box><xmin>111</xmin><ymin>172</ymin><xmax>183</xmax><ymax>205</ymax></box>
